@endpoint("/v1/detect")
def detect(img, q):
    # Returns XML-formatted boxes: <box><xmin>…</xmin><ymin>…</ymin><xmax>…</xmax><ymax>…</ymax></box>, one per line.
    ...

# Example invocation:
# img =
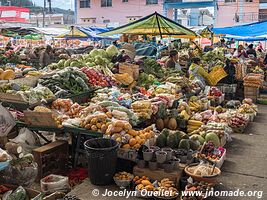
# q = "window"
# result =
<box><xmin>224</xmin><ymin>0</ymin><xmax>236</xmax><ymax>2</ymax></box>
<box><xmin>146</xmin><ymin>0</ymin><xmax>158</xmax><ymax>5</ymax></box>
<box><xmin>81</xmin><ymin>0</ymin><xmax>90</xmax><ymax>8</ymax></box>
<box><xmin>101</xmin><ymin>0</ymin><xmax>112</xmax><ymax>7</ymax></box>
<box><xmin>103</xmin><ymin>19</ymin><xmax>111</xmax><ymax>23</ymax></box>
<box><xmin>80</xmin><ymin>0</ymin><xmax>90</xmax><ymax>8</ymax></box>
<box><xmin>122</xmin><ymin>0</ymin><xmax>128</xmax><ymax>2</ymax></box>
<box><xmin>245</xmin><ymin>0</ymin><xmax>253</xmax><ymax>2</ymax></box>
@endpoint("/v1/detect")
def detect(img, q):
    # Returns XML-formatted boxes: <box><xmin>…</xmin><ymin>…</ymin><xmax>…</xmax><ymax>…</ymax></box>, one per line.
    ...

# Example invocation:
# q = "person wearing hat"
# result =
<box><xmin>188</xmin><ymin>57</ymin><xmax>209</xmax><ymax>89</ymax></box>
<box><xmin>165</xmin><ymin>50</ymin><xmax>181</xmax><ymax>71</ymax></box>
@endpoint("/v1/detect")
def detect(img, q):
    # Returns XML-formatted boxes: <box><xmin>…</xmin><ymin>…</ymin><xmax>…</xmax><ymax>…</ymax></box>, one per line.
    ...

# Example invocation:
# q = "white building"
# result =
<box><xmin>30</xmin><ymin>13</ymin><xmax>64</xmax><ymax>27</ymax></box>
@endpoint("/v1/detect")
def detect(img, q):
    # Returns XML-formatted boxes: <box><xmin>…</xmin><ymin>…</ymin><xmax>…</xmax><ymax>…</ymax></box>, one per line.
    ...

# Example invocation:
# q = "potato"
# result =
<box><xmin>91</xmin><ymin>125</ymin><xmax>97</xmax><ymax>131</ymax></box>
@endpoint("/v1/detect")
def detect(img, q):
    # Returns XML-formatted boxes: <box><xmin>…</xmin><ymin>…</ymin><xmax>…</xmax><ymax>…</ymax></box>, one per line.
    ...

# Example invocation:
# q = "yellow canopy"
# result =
<box><xmin>56</xmin><ymin>27</ymin><xmax>87</xmax><ymax>38</ymax></box>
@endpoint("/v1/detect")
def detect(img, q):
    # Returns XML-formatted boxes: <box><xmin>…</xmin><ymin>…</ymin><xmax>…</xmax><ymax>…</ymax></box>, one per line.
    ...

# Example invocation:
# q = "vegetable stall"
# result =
<box><xmin>0</xmin><ymin>19</ymin><xmax>266</xmax><ymax>200</ymax></box>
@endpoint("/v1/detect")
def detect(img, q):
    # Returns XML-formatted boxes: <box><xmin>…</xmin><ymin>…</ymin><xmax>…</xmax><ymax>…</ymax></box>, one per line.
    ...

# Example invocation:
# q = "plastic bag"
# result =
<box><xmin>0</xmin><ymin>154</ymin><xmax>38</xmax><ymax>187</ymax></box>
<box><xmin>10</xmin><ymin>128</ymin><xmax>40</xmax><ymax>153</ymax></box>
<box><xmin>0</xmin><ymin>104</ymin><xmax>16</xmax><ymax>137</ymax></box>
<box><xmin>41</xmin><ymin>174</ymin><xmax>70</xmax><ymax>194</ymax></box>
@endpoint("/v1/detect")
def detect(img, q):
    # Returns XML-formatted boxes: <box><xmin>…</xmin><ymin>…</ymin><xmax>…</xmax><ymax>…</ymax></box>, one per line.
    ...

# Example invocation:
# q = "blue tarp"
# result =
<box><xmin>223</xmin><ymin>35</ymin><xmax>267</xmax><ymax>42</ymax></box>
<box><xmin>212</xmin><ymin>20</ymin><xmax>267</xmax><ymax>37</ymax></box>
<box><xmin>78</xmin><ymin>27</ymin><xmax>119</xmax><ymax>41</ymax></box>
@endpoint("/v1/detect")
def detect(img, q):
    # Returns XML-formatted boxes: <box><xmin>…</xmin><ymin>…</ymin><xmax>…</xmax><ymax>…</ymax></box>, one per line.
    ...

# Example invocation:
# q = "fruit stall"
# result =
<box><xmin>0</xmin><ymin>40</ymin><xmax>264</xmax><ymax>200</ymax></box>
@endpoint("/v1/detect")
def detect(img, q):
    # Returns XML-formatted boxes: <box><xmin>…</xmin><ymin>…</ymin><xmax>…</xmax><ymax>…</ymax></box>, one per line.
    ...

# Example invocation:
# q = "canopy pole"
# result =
<box><xmin>155</xmin><ymin>12</ymin><xmax>163</xmax><ymax>39</ymax></box>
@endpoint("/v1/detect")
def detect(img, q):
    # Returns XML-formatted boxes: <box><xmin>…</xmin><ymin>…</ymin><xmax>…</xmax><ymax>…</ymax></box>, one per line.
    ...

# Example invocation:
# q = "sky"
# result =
<box><xmin>33</xmin><ymin>0</ymin><xmax>74</xmax><ymax>10</ymax></box>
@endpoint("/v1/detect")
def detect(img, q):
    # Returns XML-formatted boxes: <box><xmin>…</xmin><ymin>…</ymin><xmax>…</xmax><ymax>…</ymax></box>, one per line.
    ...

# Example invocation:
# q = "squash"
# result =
<box><xmin>2</xmin><ymin>69</ymin><xmax>15</xmax><ymax>80</ymax></box>
<box><xmin>168</xmin><ymin>118</ymin><xmax>177</xmax><ymax>130</ymax></box>
<box><xmin>129</xmin><ymin>138</ymin><xmax>137</xmax><ymax>146</ymax></box>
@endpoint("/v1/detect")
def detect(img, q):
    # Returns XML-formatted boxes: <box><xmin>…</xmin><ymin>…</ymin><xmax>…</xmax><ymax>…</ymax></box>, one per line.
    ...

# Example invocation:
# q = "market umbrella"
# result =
<box><xmin>56</xmin><ymin>26</ymin><xmax>88</xmax><ymax>39</ymax></box>
<box><xmin>99</xmin><ymin>12</ymin><xmax>196</xmax><ymax>39</ymax></box>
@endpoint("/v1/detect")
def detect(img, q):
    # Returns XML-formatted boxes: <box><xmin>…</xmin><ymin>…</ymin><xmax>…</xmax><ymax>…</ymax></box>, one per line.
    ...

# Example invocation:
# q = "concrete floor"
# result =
<box><xmin>68</xmin><ymin>105</ymin><xmax>267</xmax><ymax>200</ymax></box>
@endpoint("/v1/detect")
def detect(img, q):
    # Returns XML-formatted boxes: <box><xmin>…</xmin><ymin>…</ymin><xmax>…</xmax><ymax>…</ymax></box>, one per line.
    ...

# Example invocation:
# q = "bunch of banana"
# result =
<box><xmin>189</xmin><ymin>101</ymin><xmax>203</xmax><ymax>112</ymax></box>
<box><xmin>180</xmin><ymin>110</ymin><xmax>190</xmax><ymax>120</ymax></box>
<box><xmin>25</xmin><ymin>71</ymin><xmax>43</xmax><ymax>77</ymax></box>
<box><xmin>187</xmin><ymin>120</ymin><xmax>203</xmax><ymax>133</ymax></box>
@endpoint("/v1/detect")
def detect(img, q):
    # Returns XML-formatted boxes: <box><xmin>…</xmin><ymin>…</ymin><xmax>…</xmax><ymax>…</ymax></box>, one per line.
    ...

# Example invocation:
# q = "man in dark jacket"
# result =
<box><xmin>246</xmin><ymin>44</ymin><xmax>257</xmax><ymax>58</ymax></box>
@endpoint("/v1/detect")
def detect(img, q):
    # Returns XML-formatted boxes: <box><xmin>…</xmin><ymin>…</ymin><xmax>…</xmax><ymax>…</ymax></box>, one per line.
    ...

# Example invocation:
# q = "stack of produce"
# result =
<box><xmin>0</xmin><ymin>68</ymin><xmax>15</xmax><ymax>80</ymax></box>
<box><xmin>80</xmin><ymin>112</ymin><xmax>110</xmax><ymax>133</ymax></box>
<box><xmin>243</xmin><ymin>73</ymin><xmax>264</xmax><ymax>88</ymax></box>
<box><xmin>207</xmin><ymin>87</ymin><xmax>223</xmax><ymax>99</ymax></box>
<box><xmin>105</xmin><ymin>121</ymin><xmax>154</xmax><ymax>150</ymax></box>
<box><xmin>39</xmin><ymin>67</ymin><xmax>91</xmax><ymax>97</ymax></box>
<box><xmin>0</xmin><ymin>84</ymin><xmax>55</xmax><ymax>104</ymax></box>
<box><xmin>197</xmin><ymin>141</ymin><xmax>225</xmax><ymax>161</ymax></box>
<box><xmin>48</xmin><ymin>45</ymin><xmax>118</xmax><ymax>70</ymax></box>
<box><xmin>131</xmin><ymin>100</ymin><xmax>152</xmax><ymax>119</ymax></box>
<box><xmin>135</xmin><ymin>177</ymin><xmax>155</xmax><ymax>192</ymax></box>
<box><xmin>229</xmin><ymin>113</ymin><xmax>248</xmax><ymax>129</ymax></box>
<box><xmin>154</xmin><ymin>178</ymin><xmax>178</xmax><ymax>198</ymax></box>
<box><xmin>143</xmin><ymin>58</ymin><xmax>164</xmax><ymax>79</ymax></box>
<box><xmin>201</xmin><ymin>122</ymin><xmax>229</xmax><ymax>140</ymax></box>
<box><xmin>156</xmin><ymin>129</ymin><xmax>200</xmax><ymax>151</ymax></box>
<box><xmin>188</xmin><ymin>96</ymin><xmax>204</xmax><ymax>112</ymax></box>
<box><xmin>81</xmin><ymin>67</ymin><xmax>117</xmax><ymax>87</ymax></box>
<box><xmin>137</xmin><ymin>73</ymin><xmax>157</xmax><ymax>89</ymax></box>
<box><xmin>182</xmin><ymin>181</ymin><xmax>214</xmax><ymax>200</ymax></box>
<box><xmin>187</xmin><ymin>120</ymin><xmax>204</xmax><ymax>133</ymax></box>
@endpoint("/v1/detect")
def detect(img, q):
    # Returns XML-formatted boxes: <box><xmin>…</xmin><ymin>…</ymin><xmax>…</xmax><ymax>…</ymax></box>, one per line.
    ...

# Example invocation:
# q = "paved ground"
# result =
<box><xmin>69</xmin><ymin>105</ymin><xmax>267</xmax><ymax>200</ymax></box>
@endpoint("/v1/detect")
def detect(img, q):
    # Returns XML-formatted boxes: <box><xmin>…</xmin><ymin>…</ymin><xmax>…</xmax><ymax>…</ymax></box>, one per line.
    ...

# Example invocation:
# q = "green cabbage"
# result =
<box><xmin>106</xmin><ymin>45</ymin><xmax>118</xmax><ymax>58</ymax></box>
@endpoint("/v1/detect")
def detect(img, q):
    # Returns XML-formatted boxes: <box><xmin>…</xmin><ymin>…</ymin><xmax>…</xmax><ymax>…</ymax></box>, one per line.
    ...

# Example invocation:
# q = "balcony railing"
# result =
<box><xmin>260</xmin><ymin>0</ymin><xmax>267</xmax><ymax>3</ymax></box>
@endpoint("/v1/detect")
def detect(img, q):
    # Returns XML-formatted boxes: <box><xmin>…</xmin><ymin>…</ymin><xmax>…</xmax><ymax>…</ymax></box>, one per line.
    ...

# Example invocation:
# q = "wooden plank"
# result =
<box><xmin>33</xmin><ymin>140</ymin><xmax>67</xmax><ymax>153</ymax></box>
<box><xmin>23</xmin><ymin>111</ymin><xmax>58</xmax><ymax>127</ymax></box>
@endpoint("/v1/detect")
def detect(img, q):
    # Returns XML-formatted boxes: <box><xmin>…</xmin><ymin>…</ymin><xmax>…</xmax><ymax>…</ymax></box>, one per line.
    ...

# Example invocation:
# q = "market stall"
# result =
<box><xmin>0</xmin><ymin>19</ymin><xmax>265</xmax><ymax>200</ymax></box>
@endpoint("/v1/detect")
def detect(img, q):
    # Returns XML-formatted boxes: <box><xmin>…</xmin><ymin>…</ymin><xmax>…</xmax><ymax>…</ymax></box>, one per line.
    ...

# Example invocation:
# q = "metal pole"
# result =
<box><xmin>43</xmin><ymin>0</ymin><xmax>46</xmax><ymax>27</ymax></box>
<box><xmin>155</xmin><ymin>12</ymin><xmax>163</xmax><ymax>39</ymax></box>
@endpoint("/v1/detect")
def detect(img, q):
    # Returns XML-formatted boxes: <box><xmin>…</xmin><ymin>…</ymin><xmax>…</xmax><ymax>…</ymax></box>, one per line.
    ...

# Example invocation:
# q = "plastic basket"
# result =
<box><xmin>207</xmin><ymin>67</ymin><xmax>228</xmax><ymax>86</ymax></box>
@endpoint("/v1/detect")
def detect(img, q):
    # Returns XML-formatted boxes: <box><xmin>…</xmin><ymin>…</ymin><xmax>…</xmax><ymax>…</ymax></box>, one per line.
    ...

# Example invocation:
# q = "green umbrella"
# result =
<box><xmin>99</xmin><ymin>12</ymin><xmax>196</xmax><ymax>39</ymax></box>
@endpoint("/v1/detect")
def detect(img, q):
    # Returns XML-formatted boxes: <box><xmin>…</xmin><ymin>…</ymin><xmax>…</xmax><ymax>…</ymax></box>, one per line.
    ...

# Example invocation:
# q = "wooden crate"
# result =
<box><xmin>119</xmin><ymin>63</ymin><xmax>139</xmax><ymax>80</ymax></box>
<box><xmin>133</xmin><ymin>165</ymin><xmax>182</xmax><ymax>188</ymax></box>
<box><xmin>33</xmin><ymin>140</ymin><xmax>69</xmax><ymax>181</ymax></box>
<box><xmin>23</xmin><ymin>111</ymin><xmax>58</xmax><ymax>127</ymax></box>
<box><xmin>0</xmin><ymin>92</ymin><xmax>26</xmax><ymax>103</ymax></box>
<box><xmin>2</xmin><ymin>184</ymin><xmax>41</xmax><ymax>199</ymax></box>
<box><xmin>244</xmin><ymin>86</ymin><xmax>259</xmax><ymax>102</ymax></box>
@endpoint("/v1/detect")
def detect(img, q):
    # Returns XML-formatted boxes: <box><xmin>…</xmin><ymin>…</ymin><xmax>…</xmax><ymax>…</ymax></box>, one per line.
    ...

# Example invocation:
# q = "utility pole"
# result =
<box><xmin>43</xmin><ymin>0</ymin><xmax>46</xmax><ymax>27</ymax></box>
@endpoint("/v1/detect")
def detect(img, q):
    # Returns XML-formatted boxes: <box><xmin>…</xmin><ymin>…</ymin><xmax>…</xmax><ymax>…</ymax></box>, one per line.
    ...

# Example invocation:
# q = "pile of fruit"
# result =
<box><xmin>229</xmin><ymin>113</ymin><xmax>248</xmax><ymax>128</ymax></box>
<box><xmin>197</xmin><ymin>141</ymin><xmax>223</xmax><ymax>161</ymax></box>
<box><xmin>135</xmin><ymin>176</ymin><xmax>155</xmax><ymax>192</ymax></box>
<box><xmin>81</xmin><ymin>67</ymin><xmax>118</xmax><ymax>87</ymax></box>
<box><xmin>154</xmin><ymin>178</ymin><xmax>178</xmax><ymax>198</ymax></box>
<box><xmin>114</xmin><ymin>172</ymin><xmax>134</xmax><ymax>181</ymax></box>
<box><xmin>182</xmin><ymin>181</ymin><xmax>214</xmax><ymax>200</ymax></box>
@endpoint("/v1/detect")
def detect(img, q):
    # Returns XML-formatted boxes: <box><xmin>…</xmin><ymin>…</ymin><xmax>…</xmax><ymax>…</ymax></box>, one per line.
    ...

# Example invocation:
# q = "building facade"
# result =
<box><xmin>75</xmin><ymin>0</ymin><xmax>262</xmax><ymax>28</ymax></box>
<box><xmin>77</xmin><ymin>0</ymin><xmax>163</xmax><ymax>26</ymax></box>
<box><xmin>29</xmin><ymin>14</ymin><xmax>64</xmax><ymax>27</ymax></box>
<box><xmin>216</xmin><ymin>0</ymin><xmax>259</xmax><ymax>27</ymax></box>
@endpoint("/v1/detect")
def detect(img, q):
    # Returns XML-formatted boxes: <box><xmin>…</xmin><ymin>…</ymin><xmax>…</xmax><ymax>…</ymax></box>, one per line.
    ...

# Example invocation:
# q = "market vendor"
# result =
<box><xmin>188</xmin><ymin>57</ymin><xmax>209</xmax><ymax>89</ymax></box>
<box><xmin>39</xmin><ymin>45</ymin><xmax>53</xmax><ymax>68</ymax></box>
<box><xmin>233</xmin><ymin>45</ymin><xmax>248</xmax><ymax>61</ymax></box>
<box><xmin>246</xmin><ymin>44</ymin><xmax>257</xmax><ymax>58</ymax></box>
<box><xmin>165</xmin><ymin>50</ymin><xmax>181</xmax><ymax>71</ymax></box>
